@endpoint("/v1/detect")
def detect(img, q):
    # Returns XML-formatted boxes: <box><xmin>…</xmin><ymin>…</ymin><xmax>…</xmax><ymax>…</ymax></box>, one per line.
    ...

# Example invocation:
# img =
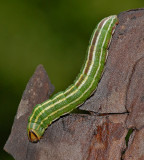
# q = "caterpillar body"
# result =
<box><xmin>28</xmin><ymin>15</ymin><xmax>118</xmax><ymax>142</ymax></box>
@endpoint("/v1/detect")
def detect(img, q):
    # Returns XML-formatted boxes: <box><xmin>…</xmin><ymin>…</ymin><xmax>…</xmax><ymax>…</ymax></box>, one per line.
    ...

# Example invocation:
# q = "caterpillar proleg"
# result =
<box><xmin>27</xmin><ymin>15</ymin><xmax>118</xmax><ymax>142</ymax></box>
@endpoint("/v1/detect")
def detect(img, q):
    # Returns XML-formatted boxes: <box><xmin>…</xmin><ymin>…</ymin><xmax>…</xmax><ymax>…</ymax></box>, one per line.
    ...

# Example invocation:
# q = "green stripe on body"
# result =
<box><xmin>28</xmin><ymin>15</ymin><xmax>118</xmax><ymax>134</ymax></box>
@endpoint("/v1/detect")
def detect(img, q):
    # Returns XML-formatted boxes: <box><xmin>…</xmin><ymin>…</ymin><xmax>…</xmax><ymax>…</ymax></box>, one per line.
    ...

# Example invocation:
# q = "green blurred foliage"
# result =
<box><xmin>0</xmin><ymin>0</ymin><xmax>143</xmax><ymax>159</ymax></box>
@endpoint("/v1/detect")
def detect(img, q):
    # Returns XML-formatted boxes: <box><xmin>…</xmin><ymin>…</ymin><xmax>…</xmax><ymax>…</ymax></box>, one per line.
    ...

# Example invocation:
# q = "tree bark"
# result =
<box><xmin>4</xmin><ymin>8</ymin><xmax>144</xmax><ymax>160</ymax></box>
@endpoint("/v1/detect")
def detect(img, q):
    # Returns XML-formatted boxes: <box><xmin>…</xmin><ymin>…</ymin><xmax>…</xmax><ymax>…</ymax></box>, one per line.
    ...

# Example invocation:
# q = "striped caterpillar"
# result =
<box><xmin>27</xmin><ymin>15</ymin><xmax>118</xmax><ymax>142</ymax></box>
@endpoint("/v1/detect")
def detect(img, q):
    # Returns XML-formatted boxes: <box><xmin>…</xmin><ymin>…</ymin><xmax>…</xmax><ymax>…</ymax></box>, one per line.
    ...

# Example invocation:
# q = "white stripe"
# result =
<box><xmin>77</xmin><ymin>17</ymin><xmax>111</xmax><ymax>89</ymax></box>
<box><xmin>90</xmin><ymin>17</ymin><xmax>107</xmax><ymax>45</ymax></box>
<box><xmin>29</xmin><ymin>17</ymin><xmax>103</xmax><ymax>118</ymax></box>
<box><xmin>35</xmin><ymin>16</ymin><xmax>115</xmax><ymax>128</ymax></box>
<box><xmin>46</xmin><ymin>16</ymin><xmax>115</xmax><ymax>119</ymax></box>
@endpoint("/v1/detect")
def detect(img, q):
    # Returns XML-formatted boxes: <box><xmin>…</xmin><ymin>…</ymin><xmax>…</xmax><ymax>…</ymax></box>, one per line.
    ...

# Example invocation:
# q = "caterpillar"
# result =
<box><xmin>27</xmin><ymin>15</ymin><xmax>118</xmax><ymax>142</ymax></box>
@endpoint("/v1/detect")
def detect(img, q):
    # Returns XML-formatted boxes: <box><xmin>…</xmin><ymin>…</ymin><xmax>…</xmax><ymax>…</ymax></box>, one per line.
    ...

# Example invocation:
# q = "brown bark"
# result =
<box><xmin>4</xmin><ymin>9</ymin><xmax>144</xmax><ymax>160</ymax></box>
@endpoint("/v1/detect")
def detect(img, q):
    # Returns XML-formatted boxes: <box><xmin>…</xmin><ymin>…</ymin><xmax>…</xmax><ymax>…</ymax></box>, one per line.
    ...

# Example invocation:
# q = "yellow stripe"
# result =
<box><xmin>42</xmin><ymin>93</ymin><xmax>63</xmax><ymax>105</ymax></box>
<box><xmin>33</xmin><ymin>17</ymin><xmax>110</xmax><ymax>127</ymax></box>
<box><xmin>29</xmin><ymin>100</ymin><xmax>50</xmax><ymax>122</ymax></box>
<box><xmin>34</xmin><ymin>75</ymin><xmax>87</xmax><ymax>127</ymax></box>
<box><xmin>35</xmin><ymin>16</ymin><xmax>115</xmax><ymax>129</ymax></box>
<box><xmin>31</xmin><ymin>22</ymin><xmax>99</xmax><ymax>110</ymax></box>
<box><xmin>30</xmin><ymin>16</ymin><xmax>115</xmax><ymax>129</ymax></box>
<box><xmin>33</xmin><ymin>97</ymin><xmax>66</xmax><ymax>127</ymax></box>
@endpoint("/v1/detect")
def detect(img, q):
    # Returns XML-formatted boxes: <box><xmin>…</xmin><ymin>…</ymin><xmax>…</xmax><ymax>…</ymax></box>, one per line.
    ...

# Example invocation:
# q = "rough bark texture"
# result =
<box><xmin>4</xmin><ymin>9</ymin><xmax>144</xmax><ymax>160</ymax></box>
<box><xmin>122</xmin><ymin>128</ymin><xmax>144</xmax><ymax>160</ymax></box>
<box><xmin>4</xmin><ymin>65</ymin><xmax>54</xmax><ymax>160</ymax></box>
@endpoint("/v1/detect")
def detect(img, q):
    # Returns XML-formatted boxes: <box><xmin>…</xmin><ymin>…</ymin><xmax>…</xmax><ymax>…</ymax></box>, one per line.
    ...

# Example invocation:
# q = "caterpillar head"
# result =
<box><xmin>27</xmin><ymin>122</ymin><xmax>45</xmax><ymax>143</ymax></box>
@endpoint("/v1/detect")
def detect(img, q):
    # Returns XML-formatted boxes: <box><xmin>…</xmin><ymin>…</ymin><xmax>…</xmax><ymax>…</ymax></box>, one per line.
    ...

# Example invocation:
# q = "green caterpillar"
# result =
<box><xmin>27</xmin><ymin>15</ymin><xmax>118</xmax><ymax>142</ymax></box>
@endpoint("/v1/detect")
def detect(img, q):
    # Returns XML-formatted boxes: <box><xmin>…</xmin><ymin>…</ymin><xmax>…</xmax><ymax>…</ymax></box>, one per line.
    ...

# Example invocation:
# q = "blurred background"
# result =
<box><xmin>0</xmin><ymin>0</ymin><xmax>143</xmax><ymax>159</ymax></box>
